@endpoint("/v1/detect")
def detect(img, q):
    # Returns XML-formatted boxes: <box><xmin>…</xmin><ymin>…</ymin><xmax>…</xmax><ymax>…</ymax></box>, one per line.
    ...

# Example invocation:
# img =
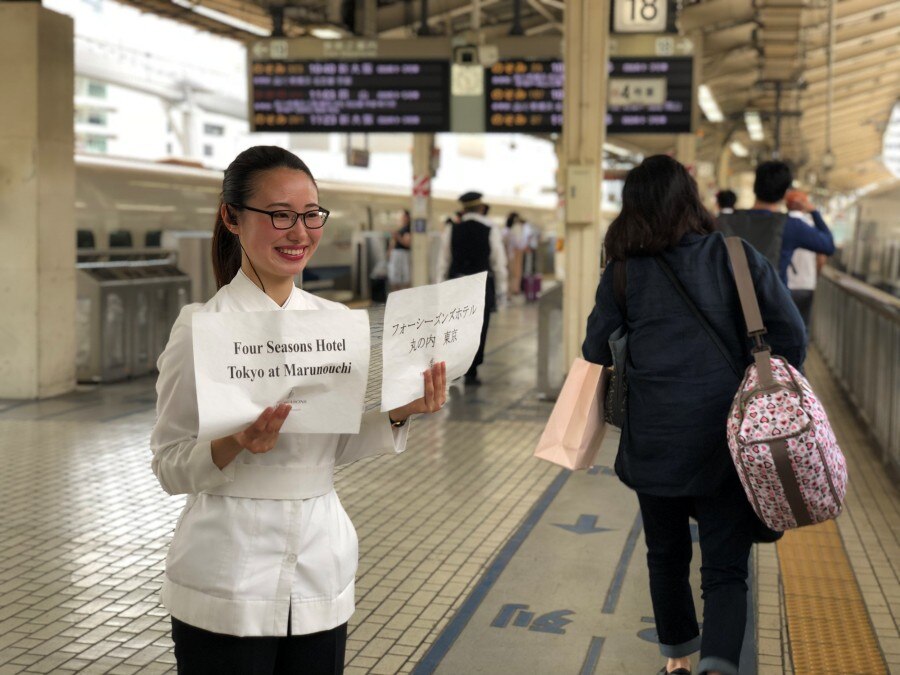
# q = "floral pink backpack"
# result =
<box><xmin>724</xmin><ymin>237</ymin><xmax>847</xmax><ymax>531</ymax></box>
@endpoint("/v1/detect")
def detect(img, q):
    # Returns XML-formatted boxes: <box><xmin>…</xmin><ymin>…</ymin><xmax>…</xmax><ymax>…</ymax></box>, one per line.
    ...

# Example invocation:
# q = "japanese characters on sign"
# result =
<box><xmin>483</xmin><ymin>56</ymin><xmax>691</xmax><ymax>135</ymax></box>
<box><xmin>381</xmin><ymin>273</ymin><xmax>487</xmax><ymax>411</ymax></box>
<box><xmin>390</xmin><ymin>304</ymin><xmax>481</xmax><ymax>354</ymax></box>
<box><xmin>251</xmin><ymin>60</ymin><xmax>451</xmax><ymax>133</ymax></box>
<box><xmin>606</xmin><ymin>57</ymin><xmax>693</xmax><ymax>134</ymax></box>
<box><xmin>484</xmin><ymin>59</ymin><xmax>564</xmax><ymax>133</ymax></box>
<box><xmin>608</xmin><ymin>77</ymin><xmax>667</xmax><ymax>107</ymax></box>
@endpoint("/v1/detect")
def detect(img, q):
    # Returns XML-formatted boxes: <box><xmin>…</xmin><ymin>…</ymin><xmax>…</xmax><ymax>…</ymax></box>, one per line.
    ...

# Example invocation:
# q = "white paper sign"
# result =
<box><xmin>381</xmin><ymin>273</ymin><xmax>487</xmax><ymax>411</ymax></box>
<box><xmin>192</xmin><ymin>310</ymin><xmax>370</xmax><ymax>439</ymax></box>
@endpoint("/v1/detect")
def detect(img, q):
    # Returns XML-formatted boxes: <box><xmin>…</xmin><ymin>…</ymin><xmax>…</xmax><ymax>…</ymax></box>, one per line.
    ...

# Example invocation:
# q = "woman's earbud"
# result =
<box><xmin>223</xmin><ymin>205</ymin><xmax>240</xmax><ymax>234</ymax></box>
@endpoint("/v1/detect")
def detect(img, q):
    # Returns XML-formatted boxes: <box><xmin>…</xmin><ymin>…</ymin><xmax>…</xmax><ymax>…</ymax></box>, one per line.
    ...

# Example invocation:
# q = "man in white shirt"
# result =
<box><xmin>785</xmin><ymin>189</ymin><xmax>827</xmax><ymax>330</ymax></box>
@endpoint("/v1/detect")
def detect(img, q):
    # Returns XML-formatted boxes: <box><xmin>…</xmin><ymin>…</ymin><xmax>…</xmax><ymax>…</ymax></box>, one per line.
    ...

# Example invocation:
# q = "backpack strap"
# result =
<box><xmin>724</xmin><ymin>237</ymin><xmax>775</xmax><ymax>387</ymax></box>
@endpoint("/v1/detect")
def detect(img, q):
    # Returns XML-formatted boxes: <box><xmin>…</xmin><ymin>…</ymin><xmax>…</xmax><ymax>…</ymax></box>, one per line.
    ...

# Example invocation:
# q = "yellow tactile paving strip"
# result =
<box><xmin>778</xmin><ymin>520</ymin><xmax>888</xmax><ymax>674</ymax></box>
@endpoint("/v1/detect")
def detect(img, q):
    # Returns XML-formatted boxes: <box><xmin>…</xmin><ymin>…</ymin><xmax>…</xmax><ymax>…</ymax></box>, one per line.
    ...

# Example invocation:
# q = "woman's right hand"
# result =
<box><xmin>211</xmin><ymin>404</ymin><xmax>291</xmax><ymax>469</ymax></box>
<box><xmin>235</xmin><ymin>404</ymin><xmax>292</xmax><ymax>453</ymax></box>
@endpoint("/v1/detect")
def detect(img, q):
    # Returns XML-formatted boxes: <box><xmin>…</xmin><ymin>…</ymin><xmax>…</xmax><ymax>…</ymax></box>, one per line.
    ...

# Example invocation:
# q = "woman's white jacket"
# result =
<box><xmin>151</xmin><ymin>270</ymin><xmax>409</xmax><ymax>637</ymax></box>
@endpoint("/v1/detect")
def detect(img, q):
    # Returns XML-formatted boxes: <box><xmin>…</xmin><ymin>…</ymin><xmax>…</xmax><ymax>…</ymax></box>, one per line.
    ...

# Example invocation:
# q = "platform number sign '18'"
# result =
<box><xmin>613</xmin><ymin>0</ymin><xmax>668</xmax><ymax>33</ymax></box>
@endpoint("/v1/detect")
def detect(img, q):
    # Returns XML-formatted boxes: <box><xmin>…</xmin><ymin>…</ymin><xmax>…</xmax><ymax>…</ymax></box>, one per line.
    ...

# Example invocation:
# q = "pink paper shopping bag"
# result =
<box><xmin>534</xmin><ymin>358</ymin><xmax>610</xmax><ymax>470</ymax></box>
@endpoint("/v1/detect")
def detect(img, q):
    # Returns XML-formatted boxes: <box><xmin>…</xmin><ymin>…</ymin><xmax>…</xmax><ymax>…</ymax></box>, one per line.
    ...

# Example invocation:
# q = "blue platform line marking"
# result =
<box><xmin>579</xmin><ymin>636</ymin><xmax>606</xmax><ymax>675</ymax></box>
<box><xmin>601</xmin><ymin>510</ymin><xmax>643</xmax><ymax>614</ymax></box>
<box><xmin>411</xmin><ymin>468</ymin><xmax>572</xmax><ymax>675</ymax></box>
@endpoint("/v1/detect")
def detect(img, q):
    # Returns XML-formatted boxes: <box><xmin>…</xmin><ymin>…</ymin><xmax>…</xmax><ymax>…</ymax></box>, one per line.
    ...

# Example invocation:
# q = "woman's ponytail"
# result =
<box><xmin>211</xmin><ymin>203</ymin><xmax>241</xmax><ymax>290</ymax></box>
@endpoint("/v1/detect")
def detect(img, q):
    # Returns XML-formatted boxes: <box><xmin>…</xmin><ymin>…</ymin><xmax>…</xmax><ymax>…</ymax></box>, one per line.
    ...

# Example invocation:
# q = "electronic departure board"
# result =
<box><xmin>484</xmin><ymin>59</ymin><xmax>564</xmax><ymax>133</ymax></box>
<box><xmin>606</xmin><ymin>57</ymin><xmax>693</xmax><ymax>134</ymax></box>
<box><xmin>251</xmin><ymin>60</ymin><xmax>450</xmax><ymax>133</ymax></box>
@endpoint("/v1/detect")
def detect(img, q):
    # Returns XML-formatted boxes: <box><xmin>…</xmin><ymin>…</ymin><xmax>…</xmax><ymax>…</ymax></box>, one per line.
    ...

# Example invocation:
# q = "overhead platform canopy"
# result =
<box><xmin>115</xmin><ymin>0</ymin><xmax>898</xmax><ymax>192</ymax></box>
<box><xmin>682</xmin><ymin>0</ymin><xmax>899</xmax><ymax>193</ymax></box>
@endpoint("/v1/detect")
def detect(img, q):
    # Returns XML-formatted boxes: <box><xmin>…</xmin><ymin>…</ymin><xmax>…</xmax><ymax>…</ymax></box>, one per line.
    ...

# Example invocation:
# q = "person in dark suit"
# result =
<box><xmin>583</xmin><ymin>156</ymin><xmax>806</xmax><ymax>675</ymax></box>
<box><xmin>438</xmin><ymin>192</ymin><xmax>508</xmax><ymax>386</ymax></box>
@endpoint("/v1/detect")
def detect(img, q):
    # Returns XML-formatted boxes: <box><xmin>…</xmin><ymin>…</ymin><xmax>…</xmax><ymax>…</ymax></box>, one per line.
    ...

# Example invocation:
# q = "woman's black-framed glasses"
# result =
<box><xmin>233</xmin><ymin>204</ymin><xmax>330</xmax><ymax>230</ymax></box>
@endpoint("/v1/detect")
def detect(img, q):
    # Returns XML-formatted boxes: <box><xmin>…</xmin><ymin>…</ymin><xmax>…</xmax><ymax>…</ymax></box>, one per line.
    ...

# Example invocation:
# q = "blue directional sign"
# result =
<box><xmin>492</xmin><ymin>604</ymin><xmax>574</xmax><ymax>634</ymax></box>
<box><xmin>554</xmin><ymin>515</ymin><xmax>613</xmax><ymax>535</ymax></box>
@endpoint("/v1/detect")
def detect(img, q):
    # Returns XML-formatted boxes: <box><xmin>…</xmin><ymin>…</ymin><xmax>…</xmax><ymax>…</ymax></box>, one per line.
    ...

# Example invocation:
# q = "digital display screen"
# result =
<box><xmin>606</xmin><ymin>57</ymin><xmax>693</xmax><ymax>134</ymax></box>
<box><xmin>484</xmin><ymin>59</ymin><xmax>564</xmax><ymax>133</ymax></box>
<box><xmin>251</xmin><ymin>60</ymin><xmax>450</xmax><ymax>133</ymax></box>
<box><xmin>484</xmin><ymin>57</ymin><xmax>692</xmax><ymax>135</ymax></box>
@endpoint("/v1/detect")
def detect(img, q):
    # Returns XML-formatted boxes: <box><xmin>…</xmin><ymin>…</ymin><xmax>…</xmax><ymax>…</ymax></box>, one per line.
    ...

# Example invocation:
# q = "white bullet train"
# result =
<box><xmin>75</xmin><ymin>154</ymin><xmax>559</xmax><ymax>302</ymax></box>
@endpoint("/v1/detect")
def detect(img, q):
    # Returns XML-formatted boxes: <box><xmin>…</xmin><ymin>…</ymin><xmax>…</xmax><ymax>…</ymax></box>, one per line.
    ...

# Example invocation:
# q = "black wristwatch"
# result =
<box><xmin>389</xmin><ymin>414</ymin><xmax>407</xmax><ymax>428</ymax></box>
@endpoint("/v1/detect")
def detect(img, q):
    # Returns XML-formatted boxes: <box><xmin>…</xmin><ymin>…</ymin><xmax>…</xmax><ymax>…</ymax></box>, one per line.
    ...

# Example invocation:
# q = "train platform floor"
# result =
<box><xmin>0</xmin><ymin>299</ymin><xmax>897</xmax><ymax>675</ymax></box>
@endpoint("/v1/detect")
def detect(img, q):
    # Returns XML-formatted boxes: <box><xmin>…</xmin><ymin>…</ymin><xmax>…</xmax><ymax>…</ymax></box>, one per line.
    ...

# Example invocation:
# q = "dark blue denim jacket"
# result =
<box><xmin>582</xmin><ymin>232</ymin><xmax>807</xmax><ymax>497</ymax></box>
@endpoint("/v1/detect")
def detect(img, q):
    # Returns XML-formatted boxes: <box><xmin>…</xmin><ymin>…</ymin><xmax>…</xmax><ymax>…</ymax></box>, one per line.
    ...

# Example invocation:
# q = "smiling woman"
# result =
<box><xmin>212</xmin><ymin>147</ymin><xmax>324</xmax><ymax>306</ymax></box>
<box><xmin>151</xmin><ymin>145</ymin><xmax>448</xmax><ymax>674</ymax></box>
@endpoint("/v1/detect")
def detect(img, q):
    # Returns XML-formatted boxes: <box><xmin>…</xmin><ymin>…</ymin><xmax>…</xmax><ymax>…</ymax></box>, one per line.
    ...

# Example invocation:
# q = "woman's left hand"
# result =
<box><xmin>388</xmin><ymin>362</ymin><xmax>447</xmax><ymax>424</ymax></box>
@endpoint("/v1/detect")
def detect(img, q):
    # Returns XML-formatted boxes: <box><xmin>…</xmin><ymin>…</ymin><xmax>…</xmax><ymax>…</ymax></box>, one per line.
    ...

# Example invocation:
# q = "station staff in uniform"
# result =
<box><xmin>151</xmin><ymin>146</ymin><xmax>446</xmax><ymax>674</ymax></box>
<box><xmin>437</xmin><ymin>191</ymin><xmax>508</xmax><ymax>386</ymax></box>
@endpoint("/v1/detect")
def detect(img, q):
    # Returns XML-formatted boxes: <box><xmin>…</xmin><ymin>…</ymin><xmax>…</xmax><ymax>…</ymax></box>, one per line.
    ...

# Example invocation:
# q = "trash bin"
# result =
<box><xmin>537</xmin><ymin>281</ymin><xmax>564</xmax><ymax>400</ymax></box>
<box><xmin>76</xmin><ymin>260</ymin><xmax>190</xmax><ymax>382</ymax></box>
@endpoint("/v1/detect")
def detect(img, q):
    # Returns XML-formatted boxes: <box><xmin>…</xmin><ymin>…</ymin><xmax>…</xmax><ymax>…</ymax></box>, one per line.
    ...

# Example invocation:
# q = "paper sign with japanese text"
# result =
<box><xmin>192</xmin><ymin>309</ymin><xmax>370</xmax><ymax>439</ymax></box>
<box><xmin>381</xmin><ymin>273</ymin><xmax>486</xmax><ymax>411</ymax></box>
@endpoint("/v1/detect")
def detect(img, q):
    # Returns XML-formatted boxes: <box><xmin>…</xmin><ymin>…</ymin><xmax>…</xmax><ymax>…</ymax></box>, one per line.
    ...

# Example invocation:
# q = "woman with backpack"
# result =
<box><xmin>582</xmin><ymin>156</ymin><xmax>806</xmax><ymax>675</ymax></box>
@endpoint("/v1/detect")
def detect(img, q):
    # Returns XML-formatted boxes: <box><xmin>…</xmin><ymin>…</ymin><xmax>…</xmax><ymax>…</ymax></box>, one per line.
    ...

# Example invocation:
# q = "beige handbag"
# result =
<box><xmin>534</xmin><ymin>358</ymin><xmax>610</xmax><ymax>470</ymax></box>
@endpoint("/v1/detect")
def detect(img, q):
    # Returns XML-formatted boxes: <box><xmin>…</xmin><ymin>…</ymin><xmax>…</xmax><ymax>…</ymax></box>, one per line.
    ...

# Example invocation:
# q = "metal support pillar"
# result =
<box><xmin>676</xmin><ymin>134</ymin><xmax>696</xmax><ymax>171</ymax></box>
<box><xmin>678</xmin><ymin>32</ymin><xmax>701</xmax><ymax>175</ymax></box>
<box><xmin>716</xmin><ymin>142</ymin><xmax>732</xmax><ymax>192</ymax></box>
<box><xmin>411</xmin><ymin>133</ymin><xmax>435</xmax><ymax>288</ymax></box>
<box><xmin>561</xmin><ymin>0</ymin><xmax>609</xmax><ymax>367</ymax></box>
<box><xmin>355</xmin><ymin>0</ymin><xmax>377</xmax><ymax>37</ymax></box>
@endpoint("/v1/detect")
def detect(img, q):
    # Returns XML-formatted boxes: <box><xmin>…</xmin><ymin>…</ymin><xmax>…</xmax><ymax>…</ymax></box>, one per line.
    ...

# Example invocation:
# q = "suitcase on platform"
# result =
<box><xmin>523</xmin><ymin>274</ymin><xmax>542</xmax><ymax>301</ymax></box>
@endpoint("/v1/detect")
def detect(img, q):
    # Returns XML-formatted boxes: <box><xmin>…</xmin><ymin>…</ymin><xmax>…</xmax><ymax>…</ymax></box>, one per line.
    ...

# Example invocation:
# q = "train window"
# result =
<box><xmin>204</xmin><ymin>123</ymin><xmax>225</xmax><ymax>136</ymax></box>
<box><xmin>77</xmin><ymin>230</ymin><xmax>95</xmax><ymax>249</ymax></box>
<box><xmin>87</xmin><ymin>81</ymin><xmax>107</xmax><ymax>99</ymax></box>
<box><xmin>203</xmin><ymin>144</ymin><xmax>214</xmax><ymax>157</ymax></box>
<box><xmin>85</xmin><ymin>136</ymin><xmax>108</xmax><ymax>154</ymax></box>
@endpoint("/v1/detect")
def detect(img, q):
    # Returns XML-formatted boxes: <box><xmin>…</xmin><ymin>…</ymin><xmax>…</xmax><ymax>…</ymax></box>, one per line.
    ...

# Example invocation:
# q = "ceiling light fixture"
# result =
<box><xmin>603</xmin><ymin>142</ymin><xmax>635</xmax><ymax>158</ymax></box>
<box><xmin>310</xmin><ymin>25</ymin><xmax>346</xmax><ymax>40</ymax></box>
<box><xmin>698</xmin><ymin>85</ymin><xmax>724</xmax><ymax>123</ymax></box>
<box><xmin>882</xmin><ymin>101</ymin><xmax>900</xmax><ymax>179</ymax></box>
<box><xmin>745</xmin><ymin>111</ymin><xmax>765</xmax><ymax>141</ymax></box>
<box><xmin>730</xmin><ymin>140</ymin><xmax>749</xmax><ymax>157</ymax></box>
<box><xmin>170</xmin><ymin>0</ymin><xmax>269</xmax><ymax>36</ymax></box>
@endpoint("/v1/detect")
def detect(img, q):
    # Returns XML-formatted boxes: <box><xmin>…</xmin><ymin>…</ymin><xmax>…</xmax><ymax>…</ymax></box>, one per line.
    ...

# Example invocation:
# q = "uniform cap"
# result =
<box><xmin>458</xmin><ymin>191</ymin><xmax>485</xmax><ymax>208</ymax></box>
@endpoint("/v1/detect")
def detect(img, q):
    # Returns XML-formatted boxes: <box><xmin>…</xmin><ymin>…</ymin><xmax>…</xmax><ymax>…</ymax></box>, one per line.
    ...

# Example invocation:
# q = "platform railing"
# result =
<box><xmin>811</xmin><ymin>267</ymin><xmax>900</xmax><ymax>472</ymax></box>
